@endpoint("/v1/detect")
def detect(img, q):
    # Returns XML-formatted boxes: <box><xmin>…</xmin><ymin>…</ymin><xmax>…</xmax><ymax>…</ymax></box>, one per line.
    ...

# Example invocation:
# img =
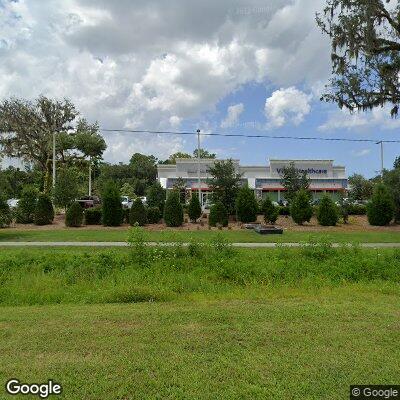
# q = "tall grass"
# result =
<box><xmin>0</xmin><ymin>233</ymin><xmax>399</xmax><ymax>306</ymax></box>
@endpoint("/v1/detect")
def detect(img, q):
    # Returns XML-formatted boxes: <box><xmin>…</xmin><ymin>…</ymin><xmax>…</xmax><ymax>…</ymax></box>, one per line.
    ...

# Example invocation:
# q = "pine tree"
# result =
<box><xmin>317</xmin><ymin>195</ymin><xmax>339</xmax><ymax>226</ymax></box>
<box><xmin>0</xmin><ymin>197</ymin><xmax>12</xmax><ymax>228</ymax></box>
<box><xmin>65</xmin><ymin>202</ymin><xmax>83</xmax><ymax>227</ymax></box>
<box><xmin>129</xmin><ymin>198</ymin><xmax>147</xmax><ymax>226</ymax></box>
<box><xmin>291</xmin><ymin>189</ymin><xmax>313</xmax><ymax>225</ymax></box>
<box><xmin>146</xmin><ymin>182</ymin><xmax>166</xmax><ymax>213</ymax></box>
<box><xmin>188</xmin><ymin>194</ymin><xmax>202</xmax><ymax>222</ymax></box>
<box><xmin>163</xmin><ymin>191</ymin><xmax>183</xmax><ymax>227</ymax></box>
<box><xmin>34</xmin><ymin>193</ymin><xmax>54</xmax><ymax>225</ymax></box>
<box><xmin>16</xmin><ymin>185</ymin><xmax>37</xmax><ymax>223</ymax></box>
<box><xmin>209</xmin><ymin>200</ymin><xmax>228</xmax><ymax>227</ymax></box>
<box><xmin>102</xmin><ymin>181</ymin><xmax>123</xmax><ymax>226</ymax></box>
<box><xmin>146</xmin><ymin>206</ymin><xmax>161</xmax><ymax>224</ymax></box>
<box><xmin>235</xmin><ymin>186</ymin><xmax>258</xmax><ymax>223</ymax></box>
<box><xmin>367</xmin><ymin>184</ymin><xmax>394</xmax><ymax>226</ymax></box>
<box><xmin>261</xmin><ymin>197</ymin><xmax>279</xmax><ymax>225</ymax></box>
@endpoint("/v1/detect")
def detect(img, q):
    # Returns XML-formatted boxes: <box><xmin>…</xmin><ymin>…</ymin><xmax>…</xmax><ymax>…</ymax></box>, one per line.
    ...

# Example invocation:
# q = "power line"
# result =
<box><xmin>100</xmin><ymin>128</ymin><xmax>400</xmax><ymax>144</ymax></box>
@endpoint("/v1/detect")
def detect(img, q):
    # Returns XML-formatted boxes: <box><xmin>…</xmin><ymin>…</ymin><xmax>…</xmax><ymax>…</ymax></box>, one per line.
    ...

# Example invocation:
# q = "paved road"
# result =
<box><xmin>1</xmin><ymin>241</ymin><xmax>400</xmax><ymax>248</ymax></box>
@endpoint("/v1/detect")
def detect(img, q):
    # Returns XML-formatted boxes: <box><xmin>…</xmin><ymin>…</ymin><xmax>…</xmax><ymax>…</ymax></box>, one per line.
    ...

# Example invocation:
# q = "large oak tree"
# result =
<box><xmin>0</xmin><ymin>96</ymin><xmax>106</xmax><ymax>191</ymax></box>
<box><xmin>316</xmin><ymin>0</ymin><xmax>400</xmax><ymax>116</ymax></box>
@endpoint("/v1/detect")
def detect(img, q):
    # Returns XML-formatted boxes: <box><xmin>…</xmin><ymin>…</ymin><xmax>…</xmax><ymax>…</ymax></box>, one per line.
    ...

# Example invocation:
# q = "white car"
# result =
<box><xmin>7</xmin><ymin>198</ymin><xmax>19</xmax><ymax>209</ymax></box>
<box><xmin>121</xmin><ymin>196</ymin><xmax>133</xmax><ymax>209</ymax></box>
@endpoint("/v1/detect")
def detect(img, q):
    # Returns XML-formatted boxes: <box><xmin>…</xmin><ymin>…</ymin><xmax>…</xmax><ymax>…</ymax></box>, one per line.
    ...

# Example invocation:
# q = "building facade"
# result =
<box><xmin>157</xmin><ymin>158</ymin><xmax>347</xmax><ymax>206</ymax></box>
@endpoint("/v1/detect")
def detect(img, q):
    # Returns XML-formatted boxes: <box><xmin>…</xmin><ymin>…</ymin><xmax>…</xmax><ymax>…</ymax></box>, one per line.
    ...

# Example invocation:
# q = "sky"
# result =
<box><xmin>1</xmin><ymin>0</ymin><xmax>400</xmax><ymax>177</ymax></box>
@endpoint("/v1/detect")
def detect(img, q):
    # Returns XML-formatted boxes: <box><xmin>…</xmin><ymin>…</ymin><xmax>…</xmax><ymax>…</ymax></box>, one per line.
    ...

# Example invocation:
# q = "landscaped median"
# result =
<box><xmin>0</xmin><ymin>238</ymin><xmax>399</xmax><ymax>399</ymax></box>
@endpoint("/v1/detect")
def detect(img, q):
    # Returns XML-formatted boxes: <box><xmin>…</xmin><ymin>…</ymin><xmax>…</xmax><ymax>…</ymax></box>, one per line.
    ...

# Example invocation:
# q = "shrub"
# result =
<box><xmin>147</xmin><ymin>182</ymin><xmax>166</xmax><ymax>214</ymax></box>
<box><xmin>163</xmin><ymin>191</ymin><xmax>184</xmax><ymax>227</ymax></box>
<box><xmin>209</xmin><ymin>200</ymin><xmax>228</xmax><ymax>227</ymax></box>
<box><xmin>85</xmin><ymin>207</ymin><xmax>102</xmax><ymax>225</ymax></box>
<box><xmin>188</xmin><ymin>194</ymin><xmax>202</xmax><ymax>222</ymax></box>
<box><xmin>0</xmin><ymin>198</ymin><xmax>12</xmax><ymax>228</ymax></box>
<box><xmin>129</xmin><ymin>198</ymin><xmax>147</xmax><ymax>226</ymax></box>
<box><xmin>16</xmin><ymin>185</ymin><xmax>37</xmax><ymax>223</ymax></box>
<box><xmin>279</xmin><ymin>205</ymin><xmax>290</xmax><ymax>216</ymax></box>
<box><xmin>317</xmin><ymin>195</ymin><xmax>339</xmax><ymax>226</ymax></box>
<box><xmin>235</xmin><ymin>186</ymin><xmax>258</xmax><ymax>223</ymax></box>
<box><xmin>34</xmin><ymin>193</ymin><xmax>54</xmax><ymax>225</ymax></box>
<box><xmin>367</xmin><ymin>184</ymin><xmax>394</xmax><ymax>226</ymax></box>
<box><xmin>65</xmin><ymin>202</ymin><xmax>83</xmax><ymax>227</ymax></box>
<box><xmin>291</xmin><ymin>190</ymin><xmax>313</xmax><ymax>225</ymax></box>
<box><xmin>146</xmin><ymin>206</ymin><xmax>161</xmax><ymax>224</ymax></box>
<box><xmin>102</xmin><ymin>182</ymin><xmax>123</xmax><ymax>226</ymax></box>
<box><xmin>261</xmin><ymin>197</ymin><xmax>279</xmax><ymax>224</ymax></box>
<box><xmin>348</xmin><ymin>203</ymin><xmax>367</xmax><ymax>215</ymax></box>
<box><xmin>123</xmin><ymin>208</ymin><xmax>130</xmax><ymax>224</ymax></box>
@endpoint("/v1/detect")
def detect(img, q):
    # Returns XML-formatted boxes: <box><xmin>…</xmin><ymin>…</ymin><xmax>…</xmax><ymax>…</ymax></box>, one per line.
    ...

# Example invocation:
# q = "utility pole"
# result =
<box><xmin>52</xmin><ymin>132</ymin><xmax>56</xmax><ymax>192</ymax></box>
<box><xmin>88</xmin><ymin>156</ymin><xmax>92</xmax><ymax>197</ymax></box>
<box><xmin>197</xmin><ymin>129</ymin><xmax>201</xmax><ymax>207</ymax></box>
<box><xmin>377</xmin><ymin>141</ymin><xmax>384</xmax><ymax>180</ymax></box>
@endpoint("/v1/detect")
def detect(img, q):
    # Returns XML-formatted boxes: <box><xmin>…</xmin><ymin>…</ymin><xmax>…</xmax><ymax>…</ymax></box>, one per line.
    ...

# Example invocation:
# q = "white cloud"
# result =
<box><xmin>0</xmin><ymin>0</ymin><xmax>330</xmax><ymax>162</ymax></box>
<box><xmin>318</xmin><ymin>107</ymin><xmax>400</xmax><ymax>132</ymax></box>
<box><xmin>221</xmin><ymin>103</ymin><xmax>244</xmax><ymax>128</ymax></box>
<box><xmin>351</xmin><ymin>149</ymin><xmax>371</xmax><ymax>157</ymax></box>
<box><xmin>265</xmin><ymin>87</ymin><xmax>312</xmax><ymax>127</ymax></box>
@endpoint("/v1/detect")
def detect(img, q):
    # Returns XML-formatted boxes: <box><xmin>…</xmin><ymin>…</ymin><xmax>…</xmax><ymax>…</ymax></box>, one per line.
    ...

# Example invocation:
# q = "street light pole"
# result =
<box><xmin>52</xmin><ymin>132</ymin><xmax>56</xmax><ymax>191</ymax></box>
<box><xmin>88</xmin><ymin>156</ymin><xmax>92</xmax><ymax>197</ymax></box>
<box><xmin>197</xmin><ymin>129</ymin><xmax>201</xmax><ymax>207</ymax></box>
<box><xmin>377</xmin><ymin>141</ymin><xmax>384</xmax><ymax>179</ymax></box>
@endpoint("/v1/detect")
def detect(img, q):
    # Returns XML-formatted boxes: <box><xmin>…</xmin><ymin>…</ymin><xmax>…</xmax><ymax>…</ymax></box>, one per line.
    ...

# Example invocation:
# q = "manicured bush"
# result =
<box><xmin>147</xmin><ymin>182</ymin><xmax>166</xmax><ymax>214</ymax></box>
<box><xmin>85</xmin><ymin>207</ymin><xmax>102</xmax><ymax>225</ymax></box>
<box><xmin>279</xmin><ymin>205</ymin><xmax>290</xmax><ymax>216</ymax></box>
<box><xmin>146</xmin><ymin>206</ymin><xmax>161</xmax><ymax>224</ymax></box>
<box><xmin>209</xmin><ymin>200</ymin><xmax>228</xmax><ymax>227</ymax></box>
<box><xmin>65</xmin><ymin>202</ymin><xmax>83</xmax><ymax>227</ymax></box>
<box><xmin>130</xmin><ymin>198</ymin><xmax>147</xmax><ymax>226</ymax></box>
<box><xmin>0</xmin><ymin>198</ymin><xmax>12</xmax><ymax>228</ymax></box>
<box><xmin>34</xmin><ymin>193</ymin><xmax>54</xmax><ymax>225</ymax></box>
<box><xmin>102</xmin><ymin>182</ymin><xmax>123</xmax><ymax>227</ymax></box>
<box><xmin>348</xmin><ymin>204</ymin><xmax>367</xmax><ymax>215</ymax></box>
<box><xmin>188</xmin><ymin>194</ymin><xmax>202</xmax><ymax>222</ymax></box>
<box><xmin>367</xmin><ymin>184</ymin><xmax>394</xmax><ymax>226</ymax></box>
<box><xmin>123</xmin><ymin>208</ymin><xmax>130</xmax><ymax>224</ymax></box>
<box><xmin>291</xmin><ymin>190</ymin><xmax>313</xmax><ymax>225</ymax></box>
<box><xmin>261</xmin><ymin>197</ymin><xmax>279</xmax><ymax>224</ymax></box>
<box><xmin>235</xmin><ymin>186</ymin><xmax>258</xmax><ymax>223</ymax></box>
<box><xmin>16</xmin><ymin>185</ymin><xmax>37</xmax><ymax>223</ymax></box>
<box><xmin>163</xmin><ymin>191</ymin><xmax>184</xmax><ymax>227</ymax></box>
<box><xmin>317</xmin><ymin>195</ymin><xmax>339</xmax><ymax>226</ymax></box>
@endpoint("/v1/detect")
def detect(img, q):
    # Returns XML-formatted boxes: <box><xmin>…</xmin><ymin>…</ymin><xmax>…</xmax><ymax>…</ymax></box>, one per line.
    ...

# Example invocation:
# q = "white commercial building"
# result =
<box><xmin>157</xmin><ymin>158</ymin><xmax>347</xmax><ymax>206</ymax></box>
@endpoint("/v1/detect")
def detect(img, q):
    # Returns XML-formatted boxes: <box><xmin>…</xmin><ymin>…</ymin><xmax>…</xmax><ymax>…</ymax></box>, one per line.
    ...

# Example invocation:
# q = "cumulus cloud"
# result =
<box><xmin>318</xmin><ymin>107</ymin><xmax>400</xmax><ymax>132</ymax></box>
<box><xmin>221</xmin><ymin>103</ymin><xmax>244</xmax><ymax>128</ymax></box>
<box><xmin>0</xmin><ymin>0</ymin><xmax>329</xmax><ymax>162</ymax></box>
<box><xmin>265</xmin><ymin>87</ymin><xmax>312</xmax><ymax>128</ymax></box>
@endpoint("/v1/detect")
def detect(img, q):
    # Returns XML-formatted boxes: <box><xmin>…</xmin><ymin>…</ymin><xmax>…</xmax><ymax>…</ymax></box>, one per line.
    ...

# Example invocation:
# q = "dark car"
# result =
<box><xmin>76</xmin><ymin>196</ymin><xmax>101</xmax><ymax>209</ymax></box>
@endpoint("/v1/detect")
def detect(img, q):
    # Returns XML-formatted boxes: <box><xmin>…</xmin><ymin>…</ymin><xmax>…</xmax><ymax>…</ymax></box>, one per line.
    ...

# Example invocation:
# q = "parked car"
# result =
<box><xmin>121</xmin><ymin>196</ymin><xmax>133</xmax><ymax>209</ymax></box>
<box><xmin>76</xmin><ymin>196</ymin><xmax>101</xmax><ymax>209</ymax></box>
<box><xmin>6</xmin><ymin>198</ymin><xmax>19</xmax><ymax>209</ymax></box>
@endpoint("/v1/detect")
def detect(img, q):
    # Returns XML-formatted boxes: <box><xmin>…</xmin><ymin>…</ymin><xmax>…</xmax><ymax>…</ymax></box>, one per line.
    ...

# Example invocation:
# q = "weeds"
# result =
<box><xmin>0</xmin><ymin>237</ymin><xmax>399</xmax><ymax>306</ymax></box>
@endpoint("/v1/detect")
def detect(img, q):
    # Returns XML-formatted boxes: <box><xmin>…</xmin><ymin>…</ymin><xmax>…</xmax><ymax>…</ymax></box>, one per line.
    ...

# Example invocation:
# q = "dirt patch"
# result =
<box><xmin>8</xmin><ymin>213</ymin><xmax>400</xmax><ymax>233</ymax></box>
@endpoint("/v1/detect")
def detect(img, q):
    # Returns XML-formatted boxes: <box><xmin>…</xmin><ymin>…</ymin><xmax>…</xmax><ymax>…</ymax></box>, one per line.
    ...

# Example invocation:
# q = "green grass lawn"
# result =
<box><xmin>0</xmin><ymin>245</ymin><xmax>399</xmax><ymax>399</ymax></box>
<box><xmin>0</xmin><ymin>290</ymin><xmax>399</xmax><ymax>399</ymax></box>
<box><xmin>0</xmin><ymin>227</ymin><xmax>400</xmax><ymax>243</ymax></box>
